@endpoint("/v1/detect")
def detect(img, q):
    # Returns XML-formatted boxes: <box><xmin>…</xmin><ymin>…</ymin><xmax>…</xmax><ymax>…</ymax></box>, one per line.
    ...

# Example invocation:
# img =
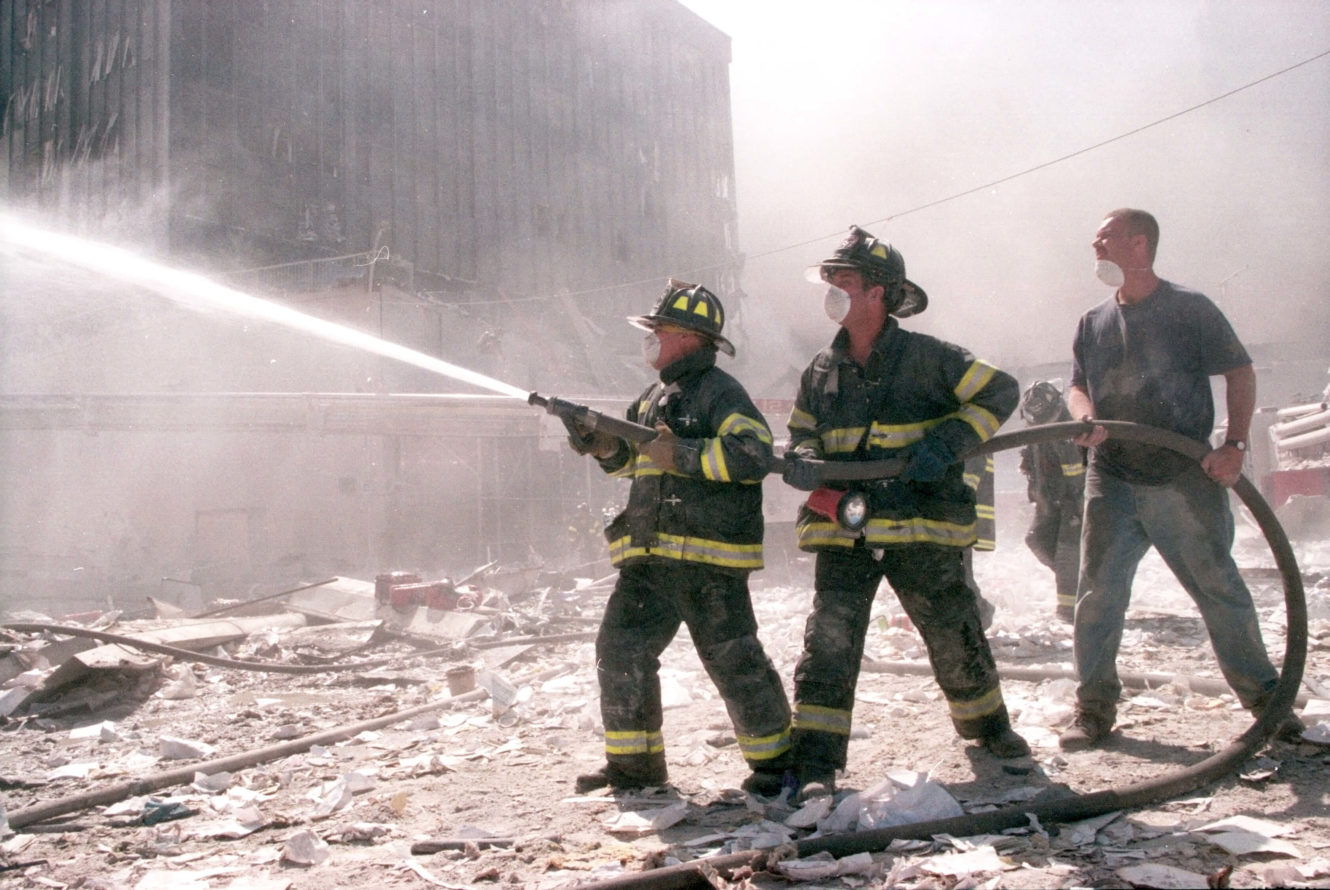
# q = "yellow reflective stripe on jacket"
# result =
<box><xmin>697</xmin><ymin>412</ymin><xmax>773</xmax><ymax>483</ymax></box>
<box><xmin>963</xmin><ymin>455</ymin><xmax>995</xmax><ymax>491</ymax></box>
<box><xmin>795</xmin><ymin>516</ymin><xmax>977</xmax><ymax>550</ymax></box>
<box><xmin>953</xmin><ymin>401</ymin><xmax>1003</xmax><ymax>440</ymax></box>
<box><xmin>794</xmin><ymin>703</ymin><xmax>852</xmax><ymax>736</ymax></box>
<box><xmin>607</xmin><ymin>533</ymin><xmax>764</xmax><ymax>570</ymax></box>
<box><xmin>820</xmin><ymin>426</ymin><xmax>870</xmax><ymax>454</ymax></box>
<box><xmin>953</xmin><ymin>360</ymin><xmax>998</xmax><ymax>404</ymax></box>
<box><xmin>864</xmin><ymin>419</ymin><xmax>931</xmax><ymax>451</ymax></box>
<box><xmin>788</xmin><ymin>405</ymin><xmax>817</xmax><ymax>435</ymax></box>
<box><xmin>737</xmin><ymin>726</ymin><xmax>792</xmax><ymax>761</ymax></box>
<box><xmin>604</xmin><ymin>729</ymin><xmax>665</xmax><ymax>756</ymax></box>
<box><xmin>946</xmin><ymin>686</ymin><xmax>1005</xmax><ymax>722</ymax></box>
<box><xmin>1062</xmin><ymin>461</ymin><xmax>1085</xmax><ymax>478</ymax></box>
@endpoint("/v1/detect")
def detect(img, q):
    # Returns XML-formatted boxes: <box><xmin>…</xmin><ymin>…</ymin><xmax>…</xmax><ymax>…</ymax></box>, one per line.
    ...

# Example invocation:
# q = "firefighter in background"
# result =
<box><xmin>566</xmin><ymin>280</ymin><xmax>793</xmax><ymax>796</ymax></box>
<box><xmin>963</xmin><ymin>455</ymin><xmax>998</xmax><ymax>631</ymax></box>
<box><xmin>1016</xmin><ymin>380</ymin><xmax>1085</xmax><ymax>623</ymax></box>
<box><xmin>781</xmin><ymin>226</ymin><xmax>1030</xmax><ymax>800</ymax></box>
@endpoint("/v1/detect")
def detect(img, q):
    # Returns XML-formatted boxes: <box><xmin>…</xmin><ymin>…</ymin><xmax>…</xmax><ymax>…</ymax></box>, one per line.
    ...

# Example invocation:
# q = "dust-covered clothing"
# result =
<box><xmin>787</xmin><ymin>320</ymin><xmax>1017</xmax><ymax>550</ymax></box>
<box><xmin>598</xmin><ymin>348</ymin><xmax>771</xmax><ymax>571</ymax></box>
<box><xmin>1075</xmin><ymin>461</ymin><xmax>1278</xmax><ymax>716</ymax></box>
<box><xmin>785</xmin><ymin>320</ymin><xmax>1019</xmax><ymax>769</ymax></box>
<box><xmin>593</xmin><ymin>347</ymin><xmax>791</xmax><ymax>776</ymax></box>
<box><xmin>1069</xmin><ymin>279</ymin><xmax>1278</xmax><ymax>721</ymax></box>
<box><xmin>1071</xmin><ymin>280</ymin><xmax>1249</xmax><ymax>485</ymax></box>
<box><xmin>1019</xmin><ymin>421</ymin><xmax>1085</xmax><ymax>613</ymax></box>
<box><xmin>965</xmin><ymin>455</ymin><xmax>997</xmax><ymax>552</ymax></box>
<box><xmin>792</xmin><ymin>543</ymin><xmax>1010</xmax><ymax>769</ymax></box>
<box><xmin>596</xmin><ymin>562</ymin><xmax>792</xmax><ymax>772</ymax></box>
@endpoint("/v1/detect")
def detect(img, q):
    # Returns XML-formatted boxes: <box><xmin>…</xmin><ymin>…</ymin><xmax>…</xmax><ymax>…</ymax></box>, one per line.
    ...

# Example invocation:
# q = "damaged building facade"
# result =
<box><xmin>1</xmin><ymin>0</ymin><xmax>746</xmax><ymax>614</ymax></box>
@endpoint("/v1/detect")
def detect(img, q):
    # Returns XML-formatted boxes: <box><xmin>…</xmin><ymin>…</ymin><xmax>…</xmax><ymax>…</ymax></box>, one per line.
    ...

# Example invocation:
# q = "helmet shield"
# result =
<box><xmin>805</xmin><ymin>225</ymin><xmax>928</xmax><ymax>318</ymax></box>
<box><xmin>627</xmin><ymin>279</ymin><xmax>735</xmax><ymax>357</ymax></box>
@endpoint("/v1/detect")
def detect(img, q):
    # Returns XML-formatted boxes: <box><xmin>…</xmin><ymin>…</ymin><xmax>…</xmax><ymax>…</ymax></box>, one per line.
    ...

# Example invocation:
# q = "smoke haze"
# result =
<box><xmin>678</xmin><ymin>0</ymin><xmax>1330</xmax><ymax>384</ymax></box>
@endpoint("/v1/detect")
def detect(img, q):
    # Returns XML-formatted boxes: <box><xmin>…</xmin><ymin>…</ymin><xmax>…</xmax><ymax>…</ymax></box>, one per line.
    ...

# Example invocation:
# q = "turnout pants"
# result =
<box><xmin>596</xmin><ymin>560</ymin><xmax>792</xmax><ymax>777</ymax></box>
<box><xmin>792</xmin><ymin>543</ymin><xmax>1012</xmax><ymax>771</ymax></box>
<box><xmin>1026</xmin><ymin>503</ymin><xmax>1081</xmax><ymax>614</ymax></box>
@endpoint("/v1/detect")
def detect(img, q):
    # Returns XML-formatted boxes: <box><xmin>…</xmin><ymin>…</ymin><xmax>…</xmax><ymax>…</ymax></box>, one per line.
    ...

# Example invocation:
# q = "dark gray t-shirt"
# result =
<box><xmin>1070</xmin><ymin>279</ymin><xmax>1250</xmax><ymax>484</ymax></box>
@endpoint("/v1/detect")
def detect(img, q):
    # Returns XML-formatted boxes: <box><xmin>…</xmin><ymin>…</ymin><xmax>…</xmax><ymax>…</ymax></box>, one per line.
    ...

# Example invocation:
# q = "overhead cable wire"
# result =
<box><xmin>854</xmin><ymin>47</ymin><xmax>1330</xmax><ymax>231</ymax></box>
<box><xmin>512</xmin><ymin>46</ymin><xmax>1330</xmax><ymax>304</ymax></box>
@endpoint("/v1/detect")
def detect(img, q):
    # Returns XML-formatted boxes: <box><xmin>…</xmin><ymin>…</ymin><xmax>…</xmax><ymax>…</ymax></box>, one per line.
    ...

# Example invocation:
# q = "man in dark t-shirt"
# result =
<box><xmin>1060</xmin><ymin>208</ymin><xmax>1303</xmax><ymax>749</ymax></box>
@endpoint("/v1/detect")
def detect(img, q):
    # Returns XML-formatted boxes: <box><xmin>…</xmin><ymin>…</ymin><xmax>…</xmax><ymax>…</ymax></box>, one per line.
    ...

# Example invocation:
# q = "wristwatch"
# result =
<box><xmin>1223</xmin><ymin>438</ymin><xmax>1247</xmax><ymax>452</ymax></box>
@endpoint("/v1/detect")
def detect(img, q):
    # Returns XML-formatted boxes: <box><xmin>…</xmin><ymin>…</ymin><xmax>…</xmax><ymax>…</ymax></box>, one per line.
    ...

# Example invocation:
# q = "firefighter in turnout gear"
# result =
<box><xmin>963</xmin><ymin>455</ymin><xmax>998</xmax><ymax>631</ymax></box>
<box><xmin>1017</xmin><ymin>380</ymin><xmax>1085</xmax><ymax>622</ymax></box>
<box><xmin>781</xmin><ymin>226</ymin><xmax>1029</xmax><ymax>799</ymax></box>
<box><xmin>567</xmin><ymin>280</ymin><xmax>794</xmax><ymax>796</ymax></box>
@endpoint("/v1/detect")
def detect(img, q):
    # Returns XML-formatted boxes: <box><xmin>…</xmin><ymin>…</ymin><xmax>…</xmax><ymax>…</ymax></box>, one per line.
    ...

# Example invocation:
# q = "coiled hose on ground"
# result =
<box><xmin>584</xmin><ymin>419</ymin><xmax>1308</xmax><ymax>890</ymax></box>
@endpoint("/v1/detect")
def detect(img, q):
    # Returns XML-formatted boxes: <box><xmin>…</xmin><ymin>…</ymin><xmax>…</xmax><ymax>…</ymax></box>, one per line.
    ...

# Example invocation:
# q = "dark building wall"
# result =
<box><xmin>1</xmin><ymin>0</ymin><xmax>171</xmax><ymax>241</ymax></box>
<box><xmin>160</xmin><ymin>0</ymin><xmax>738</xmax><ymax>308</ymax></box>
<box><xmin>5</xmin><ymin>0</ymin><xmax>738</xmax><ymax>308</ymax></box>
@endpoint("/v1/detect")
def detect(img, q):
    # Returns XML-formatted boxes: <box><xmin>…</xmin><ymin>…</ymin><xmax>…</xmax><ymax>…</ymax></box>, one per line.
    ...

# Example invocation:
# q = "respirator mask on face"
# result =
<box><xmin>823</xmin><ymin>285</ymin><xmax>852</xmax><ymax>324</ymax></box>
<box><xmin>641</xmin><ymin>330</ymin><xmax>662</xmax><ymax>366</ymax></box>
<box><xmin>1094</xmin><ymin>259</ymin><xmax>1125</xmax><ymax>288</ymax></box>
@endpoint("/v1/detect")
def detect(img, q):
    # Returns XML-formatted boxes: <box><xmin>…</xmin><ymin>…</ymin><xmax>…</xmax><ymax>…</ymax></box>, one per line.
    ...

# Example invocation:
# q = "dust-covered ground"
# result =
<box><xmin>2</xmin><ymin>501</ymin><xmax>1329</xmax><ymax>890</ymax></box>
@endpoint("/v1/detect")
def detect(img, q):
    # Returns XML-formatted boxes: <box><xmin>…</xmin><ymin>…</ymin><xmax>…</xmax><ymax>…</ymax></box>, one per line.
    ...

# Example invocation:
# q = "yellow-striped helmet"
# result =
<box><xmin>627</xmin><ymin>279</ymin><xmax>735</xmax><ymax>357</ymax></box>
<box><xmin>808</xmin><ymin>225</ymin><xmax>928</xmax><ymax>318</ymax></box>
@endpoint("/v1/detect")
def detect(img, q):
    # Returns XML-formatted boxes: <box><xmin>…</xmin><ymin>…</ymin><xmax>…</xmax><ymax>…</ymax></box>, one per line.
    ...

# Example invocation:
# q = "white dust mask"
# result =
<box><xmin>823</xmin><ymin>285</ymin><xmax>852</xmax><ymax>324</ymax></box>
<box><xmin>1094</xmin><ymin>259</ymin><xmax>1125</xmax><ymax>288</ymax></box>
<box><xmin>641</xmin><ymin>331</ymin><xmax>662</xmax><ymax>366</ymax></box>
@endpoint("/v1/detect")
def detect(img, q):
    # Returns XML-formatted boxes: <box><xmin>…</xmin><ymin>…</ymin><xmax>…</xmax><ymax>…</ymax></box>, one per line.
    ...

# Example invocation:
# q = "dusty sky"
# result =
<box><xmin>677</xmin><ymin>0</ymin><xmax>1330</xmax><ymax>377</ymax></box>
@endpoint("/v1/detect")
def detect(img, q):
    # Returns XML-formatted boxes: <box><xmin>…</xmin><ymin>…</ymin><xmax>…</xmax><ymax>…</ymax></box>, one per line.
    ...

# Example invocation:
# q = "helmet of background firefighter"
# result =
<box><xmin>1020</xmin><ymin>380</ymin><xmax>1067</xmax><ymax>425</ymax></box>
<box><xmin>627</xmin><ymin>279</ymin><xmax>736</xmax><ymax>357</ymax></box>
<box><xmin>805</xmin><ymin>225</ymin><xmax>929</xmax><ymax>318</ymax></box>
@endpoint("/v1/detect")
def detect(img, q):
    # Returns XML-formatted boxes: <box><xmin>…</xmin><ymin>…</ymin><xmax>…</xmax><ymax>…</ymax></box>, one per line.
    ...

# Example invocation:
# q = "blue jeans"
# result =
<box><xmin>1074</xmin><ymin>461</ymin><xmax>1279</xmax><ymax>718</ymax></box>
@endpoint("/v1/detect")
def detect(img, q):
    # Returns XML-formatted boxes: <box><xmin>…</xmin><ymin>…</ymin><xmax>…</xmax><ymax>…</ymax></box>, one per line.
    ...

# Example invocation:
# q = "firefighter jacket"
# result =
<box><xmin>964</xmin><ymin>455</ymin><xmax>997</xmax><ymax>552</ymax></box>
<box><xmin>788</xmin><ymin>319</ymin><xmax>1018</xmax><ymax>551</ymax></box>
<box><xmin>1019</xmin><ymin>410</ymin><xmax>1086</xmax><ymax>514</ymax></box>
<box><xmin>598</xmin><ymin>347</ymin><xmax>773</xmax><ymax>572</ymax></box>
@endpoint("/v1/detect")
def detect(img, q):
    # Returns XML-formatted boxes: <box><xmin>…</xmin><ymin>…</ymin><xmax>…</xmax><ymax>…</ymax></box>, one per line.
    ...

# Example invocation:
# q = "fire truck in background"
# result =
<box><xmin>1251</xmin><ymin>368</ymin><xmax>1330</xmax><ymax>537</ymax></box>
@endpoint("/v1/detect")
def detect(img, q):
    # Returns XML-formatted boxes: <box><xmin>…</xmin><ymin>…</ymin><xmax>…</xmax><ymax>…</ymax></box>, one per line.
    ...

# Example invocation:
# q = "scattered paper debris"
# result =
<box><xmin>282</xmin><ymin>829</ymin><xmax>331</xmax><ymax>866</ymax></box>
<box><xmin>918</xmin><ymin>844</ymin><xmax>1006</xmax><ymax>877</ymax></box>
<box><xmin>775</xmin><ymin>850</ymin><xmax>875</xmax><ymax>880</ymax></box>
<box><xmin>603</xmin><ymin>800</ymin><xmax>688</xmax><ymax>836</ymax></box>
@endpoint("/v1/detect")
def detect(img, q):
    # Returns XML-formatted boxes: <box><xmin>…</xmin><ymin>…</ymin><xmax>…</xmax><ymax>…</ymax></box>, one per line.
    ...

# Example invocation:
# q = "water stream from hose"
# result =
<box><xmin>0</xmin><ymin>212</ymin><xmax>530</xmax><ymax>400</ymax></box>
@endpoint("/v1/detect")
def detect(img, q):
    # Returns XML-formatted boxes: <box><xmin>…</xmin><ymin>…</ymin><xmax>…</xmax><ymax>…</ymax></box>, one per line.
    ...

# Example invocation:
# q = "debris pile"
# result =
<box><xmin>0</xmin><ymin>535</ymin><xmax>1327</xmax><ymax>888</ymax></box>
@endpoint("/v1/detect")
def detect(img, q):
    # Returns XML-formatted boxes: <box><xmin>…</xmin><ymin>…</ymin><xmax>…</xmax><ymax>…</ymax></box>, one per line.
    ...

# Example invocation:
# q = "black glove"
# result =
<box><xmin>567</xmin><ymin>422</ymin><xmax>617</xmax><ymax>458</ymax></box>
<box><xmin>781</xmin><ymin>453</ymin><xmax>823</xmax><ymax>491</ymax></box>
<box><xmin>901</xmin><ymin>437</ymin><xmax>953</xmax><ymax>484</ymax></box>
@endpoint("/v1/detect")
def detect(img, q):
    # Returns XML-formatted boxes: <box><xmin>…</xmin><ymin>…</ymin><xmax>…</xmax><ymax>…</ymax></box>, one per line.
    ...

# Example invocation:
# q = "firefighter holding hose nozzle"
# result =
<box><xmin>565</xmin><ymin>280</ymin><xmax>794</xmax><ymax>797</ymax></box>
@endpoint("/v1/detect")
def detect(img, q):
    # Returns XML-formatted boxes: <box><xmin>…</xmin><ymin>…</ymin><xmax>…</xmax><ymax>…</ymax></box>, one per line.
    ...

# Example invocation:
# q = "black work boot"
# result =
<box><xmin>1058</xmin><ymin>708</ymin><xmax>1114</xmax><ymax>750</ymax></box>
<box><xmin>740</xmin><ymin>768</ymin><xmax>793</xmax><ymax>797</ymax></box>
<box><xmin>1251</xmin><ymin>700</ymin><xmax>1306</xmax><ymax>743</ymax></box>
<box><xmin>980</xmin><ymin>725</ymin><xmax>1031</xmax><ymax>758</ymax></box>
<box><xmin>793</xmin><ymin>763</ymin><xmax>837</xmax><ymax>802</ymax></box>
<box><xmin>574</xmin><ymin>752</ymin><xmax>668</xmax><ymax>793</ymax></box>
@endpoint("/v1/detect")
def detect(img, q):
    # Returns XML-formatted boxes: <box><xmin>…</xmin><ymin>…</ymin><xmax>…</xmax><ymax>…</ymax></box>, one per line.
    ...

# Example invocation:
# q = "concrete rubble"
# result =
<box><xmin>0</xmin><ymin>530</ymin><xmax>1328</xmax><ymax>889</ymax></box>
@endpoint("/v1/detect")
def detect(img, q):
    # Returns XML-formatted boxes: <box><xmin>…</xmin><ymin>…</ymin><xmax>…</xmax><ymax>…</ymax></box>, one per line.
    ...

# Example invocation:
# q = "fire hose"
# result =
<box><xmin>581</xmin><ymin>419</ymin><xmax>1308</xmax><ymax>890</ymax></box>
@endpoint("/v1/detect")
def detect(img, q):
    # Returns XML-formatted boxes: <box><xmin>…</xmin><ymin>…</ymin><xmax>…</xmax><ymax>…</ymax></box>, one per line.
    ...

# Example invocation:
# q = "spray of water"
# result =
<box><xmin>0</xmin><ymin>212</ymin><xmax>531</xmax><ymax>400</ymax></box>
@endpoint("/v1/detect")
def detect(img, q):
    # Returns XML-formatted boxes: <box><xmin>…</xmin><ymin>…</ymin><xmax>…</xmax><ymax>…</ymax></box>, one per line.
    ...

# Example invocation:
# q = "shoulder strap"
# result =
<box><xmin>851</xmin><ymin>329</ymin><xmax>911</xmax><ymax>455</ymax></box>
